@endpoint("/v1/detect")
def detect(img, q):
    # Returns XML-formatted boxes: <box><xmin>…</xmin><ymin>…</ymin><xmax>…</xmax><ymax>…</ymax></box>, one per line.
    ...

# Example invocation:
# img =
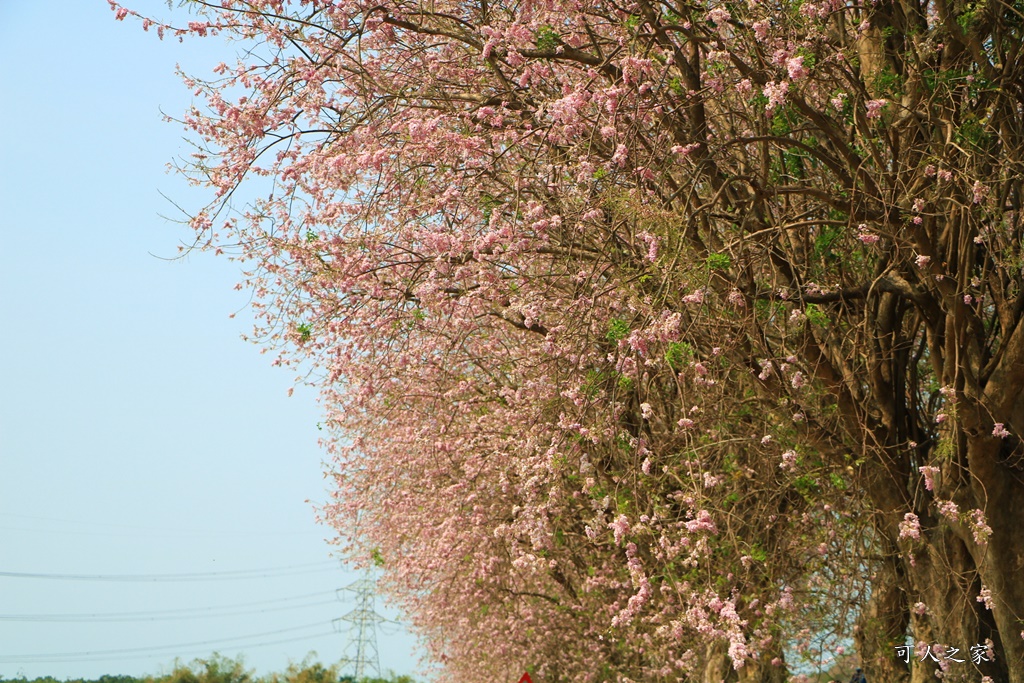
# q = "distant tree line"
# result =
<box><xmin>0</xmin><ymin>654</ymin><xmax>416</xmax><ymax>683</ymax></box>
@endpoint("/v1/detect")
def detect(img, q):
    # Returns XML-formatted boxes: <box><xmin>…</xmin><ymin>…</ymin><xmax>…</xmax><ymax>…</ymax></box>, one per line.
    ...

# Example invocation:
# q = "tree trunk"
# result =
<box><xmin>966</xmin><ymin>432</ymin><xmax>1024</xmax><ymax>682</ymax></box>
<box><xmin>894</xmin><ymin>425</ymin><xmax>1024</xmax><ymax>682</ymax></box>
<box><xmin>855</xmin><ymin>556</ymin><xmax>910</xmax><ymax>683</ymax></box>
<box><xmin>902</xmin><ymin>526</ymin><xmax>994</xmax><ymax>682</ymax></box>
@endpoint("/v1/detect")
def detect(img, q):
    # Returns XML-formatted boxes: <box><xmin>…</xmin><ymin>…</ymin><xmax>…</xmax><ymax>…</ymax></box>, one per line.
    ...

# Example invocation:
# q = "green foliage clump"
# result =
<box><xmin>605</xmin><ymin>318</ymin><xmax>630</xmax><ymax>342</ymax></box>
<box><xmin>705</xmin><ymin>253</ymin><xmax>731</xmax><ymax>270</ymax></box>
<box><xmin>804</xmin><ymin>304</ymin><xmax>829</xmax><ymax>328</ymax></box>
<box><xmin>665</xmin><ymin>340</ymin><xmax>693</xmax><ymax>370</ymax></box>
<box><xmin>534</xmin><ymin>24</ymin><xmax>559</xmax><ymax>50</ymax></box>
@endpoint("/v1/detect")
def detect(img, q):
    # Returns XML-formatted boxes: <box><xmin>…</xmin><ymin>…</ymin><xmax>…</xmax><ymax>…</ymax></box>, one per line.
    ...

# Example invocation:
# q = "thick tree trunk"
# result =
<box><xmin>977</xmin><ymin>513</ymin><xmax>1024</xmax><ymax>682</ymax></box>
<box><xmin>702</xmin><ymin>642</ymin><xmax>735</xmax><ymax>683</ymax></box>
<box><xmin>968</xmin><ymin>434</ymin><xmax>1024</xmax><ymax>682</ymax></box>
<box><xmin>700</xmin><ymin>642</ymin><xmax>788</xmax><ymax>683</ymax></box>
<box><xmin>855</xmin><ymin>557</ymin><xmax>910</xmax><ymax>683</ymax></box>
<box><xmin>902</xmin><ymin>527</ymin><xmax>999</xmax><ymax>682</ymax></box>
<box><xmin>736</xmin><ymin>661</ymin><xmax>787</xmax><ymax>683</ymax></box>
<box><xmin>893</xmin><ymin>427</ymin><xmax>1024</xmax><ymax>683</ymax></box>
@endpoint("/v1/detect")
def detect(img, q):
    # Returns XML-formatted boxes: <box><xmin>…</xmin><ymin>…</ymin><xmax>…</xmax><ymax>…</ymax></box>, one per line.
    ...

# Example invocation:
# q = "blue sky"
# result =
<box><xmin>0</xmin><ymin>2</ymin><xmax>422</xmax><ymax>679</ymax></box>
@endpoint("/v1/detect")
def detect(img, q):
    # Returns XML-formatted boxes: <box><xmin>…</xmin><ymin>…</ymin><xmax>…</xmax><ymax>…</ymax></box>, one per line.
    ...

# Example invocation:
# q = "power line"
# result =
<box><xmin>0</xmin><ymin>631</ymin><xmax>336</xmax><ymax>664</ymax></box>
<box><xmin>0</xmin><ymin>599</ymin><xmax>334</xmax><ymax>623</ymax></box>
<box><xmin>0</xmin><ymin>560</ymin><xmax>337</xmax><ymax>582</ymax></box>
<box><xmin>0</xmin><ymin>621</ymin><xmax>331</xmax><ymax>663</ymax></box>
<box><xmin>0</xmin><ymin>524</ymin><xmax>324</xmax><ymax>540</ymax></box>
<box><xmin>0</xmin><ymin>589</ymin><xmax>335</xmax><ymax>622</ymax></box>
<box><xmin>0</xmin><ymin>512</ymin><xmax>323</xmax><ymax>539</ymax></box>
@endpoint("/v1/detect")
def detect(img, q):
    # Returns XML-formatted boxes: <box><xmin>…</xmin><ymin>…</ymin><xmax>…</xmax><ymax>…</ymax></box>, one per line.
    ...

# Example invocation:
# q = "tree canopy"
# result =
<box><xmin>117</xmin><ymin>0</ymin><xmax>1024</xmax><ymax>680</ymax></box>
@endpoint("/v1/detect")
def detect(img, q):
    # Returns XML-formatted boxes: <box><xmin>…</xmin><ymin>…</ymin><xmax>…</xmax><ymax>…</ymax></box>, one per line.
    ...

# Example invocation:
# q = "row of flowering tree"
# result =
<box><xmin>117</xmin><ymin>0</ymin><xmax>1024</xmax><ymax>680</ymax></box>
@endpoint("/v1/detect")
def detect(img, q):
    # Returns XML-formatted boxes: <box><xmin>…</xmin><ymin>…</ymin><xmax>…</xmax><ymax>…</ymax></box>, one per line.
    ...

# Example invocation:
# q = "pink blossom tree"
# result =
<box><xmin>118</xmin><ymin>0</ymin><xmax>1024</xmax><ymax>680</ymax></box>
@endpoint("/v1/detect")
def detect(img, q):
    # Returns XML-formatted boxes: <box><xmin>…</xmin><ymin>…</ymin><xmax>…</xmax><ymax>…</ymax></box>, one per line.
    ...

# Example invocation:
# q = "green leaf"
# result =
<box><xmin>706</xmin><ymin>253</ymin><xmax>731</xmax><ymax>270</ymax></box>
<box><xmin>606</xmin><ymin>318</ymin><xmax>630</xmax><ymax>342</ymax></box>
<box><xmin>805</xmin><ymin>304</ymin><xmax>829</xmax><ymax>328</ymax></box>
<box><xmin>534</xmin><ymin>24</ymin><xmax>559</xmax><ymax>50</ymax></box>
<box><xmin>665</xmin><ymin>341</ymin><xmax>693</xmax><ymax>370</ymax></box>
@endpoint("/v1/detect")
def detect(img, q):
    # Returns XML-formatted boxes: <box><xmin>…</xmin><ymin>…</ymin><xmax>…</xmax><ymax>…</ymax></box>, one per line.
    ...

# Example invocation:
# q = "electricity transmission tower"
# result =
<box><xmin>334</xmin><ymin>575</ymin><xmax>387</xmax><ymax>680</ymax></box>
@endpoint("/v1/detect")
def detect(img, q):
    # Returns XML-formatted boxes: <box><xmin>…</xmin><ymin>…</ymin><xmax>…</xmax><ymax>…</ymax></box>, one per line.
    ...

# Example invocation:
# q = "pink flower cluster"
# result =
<box><xmin>899</xmin><ymin>512</ymin><xmax>921</xmax><ymax>540</ymax></box>
<box><xmin>763</xmin><ymin>81</ymin><xmax>789</xmax><ymax>112</ymax></box>
<box><xmin>936</xmin><ymin>500</ymin><xmax>959</xmax><ymax>520</ymax></box>
<box><xmin>978</xmin><ymin>586</ymin><xmax>993</xmax><ymax>610</ymax></box>
<box><xmin>920</xmin><ymin>465</ymin><xmax>940</xmax><ymax>491</ymax></box>
<box><xmin>780</xmin><ymin>450</ymin><xmax>798</xmax><ymax>471</ymax></box>
<box><xmin>865</xmin><ymin>99</ymin><xmax>888</xmax><ymax>119</ymax></box>
<box><xmin>969</xmin><ymin>509</ymin><xmax>993</xmax><ymax>545</ymax></box>
<box><xmin>786</xmin><ymin>56</ymin><xmax>808</xmax><ymax>80</ymax></box>
<box><xmin>685</xmin><ymin>509</ymin><xmax>717</xmax><ymax>534</ymax></box>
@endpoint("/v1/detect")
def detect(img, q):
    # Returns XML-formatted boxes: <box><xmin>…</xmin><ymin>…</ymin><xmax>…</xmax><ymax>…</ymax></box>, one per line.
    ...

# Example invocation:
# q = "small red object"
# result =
<box><xmin>518</xmin><ymin>674</ymin><xmax>533</xmax><ymax>683</ymax></box>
